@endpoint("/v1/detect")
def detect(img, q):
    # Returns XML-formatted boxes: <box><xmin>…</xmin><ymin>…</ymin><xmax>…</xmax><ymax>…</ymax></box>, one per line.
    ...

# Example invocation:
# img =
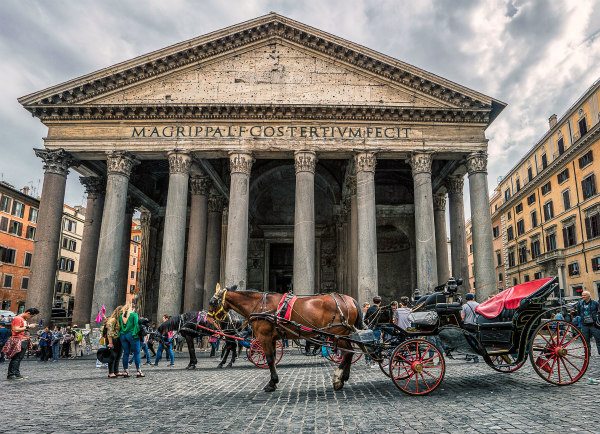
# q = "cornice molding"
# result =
<box><xmin>27</xmin><ymin>104</ymin><xmax>490</xmax><ymax>123</ymax></box>
<box><xmin>20</xmin><ymin>15</ymin><xmax>497</xmax><ymax>114</ymax></box>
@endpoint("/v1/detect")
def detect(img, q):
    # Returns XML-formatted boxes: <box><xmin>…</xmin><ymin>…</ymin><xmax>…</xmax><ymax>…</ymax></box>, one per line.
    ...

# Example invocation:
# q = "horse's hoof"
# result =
<box><xmin>333</xmin><ymin>381</ymin><xmax>344</xmax><ymax>391</ymax></box>
<box><xmin>217</xmin><ymin>364</ymin><xmax>224</xmax><ymax>369</ymax></box>
<box><xmin>186</xmin><ymin>365</ymin><xmax>196</xmax><ymax>370</ymax></box>
<box><xmin>263</xmin><ymin>384</ymin><xmax>277</xmax><ymax>392</ymax></box>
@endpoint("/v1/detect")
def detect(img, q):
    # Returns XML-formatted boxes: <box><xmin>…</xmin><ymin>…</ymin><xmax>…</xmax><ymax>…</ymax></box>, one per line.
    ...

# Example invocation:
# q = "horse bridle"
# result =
<box><xmin>208</xmin><ymin>288</ymin><xmax>228</xmax><ymax>323</ymax></box>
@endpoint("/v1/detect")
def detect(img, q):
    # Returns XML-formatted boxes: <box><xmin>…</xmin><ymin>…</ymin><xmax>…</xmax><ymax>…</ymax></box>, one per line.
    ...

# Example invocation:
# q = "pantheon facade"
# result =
<box><xmin>19</xmin><ymin>14</ymin><xmax>505</xmax><ymax>324</ymax></box>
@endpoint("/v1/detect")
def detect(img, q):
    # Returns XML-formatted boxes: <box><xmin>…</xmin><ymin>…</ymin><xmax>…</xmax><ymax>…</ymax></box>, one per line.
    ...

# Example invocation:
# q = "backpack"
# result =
<box><xmin>75</xmin><ymin>330</ymin><xmax>83</xmax><ymax>343</ymax></box>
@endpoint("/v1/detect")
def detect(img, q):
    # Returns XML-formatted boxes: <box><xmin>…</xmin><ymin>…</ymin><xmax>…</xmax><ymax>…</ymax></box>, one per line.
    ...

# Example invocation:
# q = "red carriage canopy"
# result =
<box><xmin>475</xmin><ymin>277</ymin><xmax>554</xmax><ymax>319</ymax></box>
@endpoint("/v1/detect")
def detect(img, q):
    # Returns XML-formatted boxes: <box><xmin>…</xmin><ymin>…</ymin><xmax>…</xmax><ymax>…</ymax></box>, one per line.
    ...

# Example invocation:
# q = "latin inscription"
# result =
<box><xmin>131</xmin><ymin>125</ymin><xmax>411</xmax><ymax>139</ymax></box>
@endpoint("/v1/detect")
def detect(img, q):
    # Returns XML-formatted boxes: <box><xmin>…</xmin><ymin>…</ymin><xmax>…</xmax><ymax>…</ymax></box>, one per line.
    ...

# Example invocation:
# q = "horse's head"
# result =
<box><xmin>207</xmin><ymin>283</ymin><xmax>237</xmax><ymax>322</ymax></box>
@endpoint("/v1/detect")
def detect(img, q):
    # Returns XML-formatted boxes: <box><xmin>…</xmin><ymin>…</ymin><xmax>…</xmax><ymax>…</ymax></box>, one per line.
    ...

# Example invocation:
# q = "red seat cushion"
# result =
<box><xmin>475</xmin><ymin>278</ymin><xmax>554</xmax><ymax>319</ymax></box>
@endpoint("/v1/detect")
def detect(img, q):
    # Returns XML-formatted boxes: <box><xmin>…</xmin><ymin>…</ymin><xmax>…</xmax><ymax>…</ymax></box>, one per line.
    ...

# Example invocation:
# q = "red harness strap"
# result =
<box><xmin>276</xmin><ymin>293</ymin><xmax>298</xmax><ymax>321</ymax></box>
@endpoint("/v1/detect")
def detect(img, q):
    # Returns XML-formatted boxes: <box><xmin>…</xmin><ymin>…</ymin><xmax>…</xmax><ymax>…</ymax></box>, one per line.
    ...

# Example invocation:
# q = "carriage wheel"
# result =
<box><xmin>246</xmin><ymin>339</ymin><xmax>284</xmax><ymax>369</ymax></box>
<box><xmin>489</xmin><ymin>354</ymin><xmax>525</xmax><ymax>373</ymax></box>
<box><xmin>325</xmin><ymin>345</ymin><xmax>363</xmax><ymax>365</ymax></box>
<box><xmin>378</xmin><ymin>347</ymin><xmax>396</xmax><ymax>378</ymax></box>
<box><xmin>389</xmin><ymin>339</ymin><xmax>445</xmax><ymax>396</ymax></box>
<box><xmin>529</xmin><ymin>320</ymin><xmax>589</xmax><ymax>386</ymax></box>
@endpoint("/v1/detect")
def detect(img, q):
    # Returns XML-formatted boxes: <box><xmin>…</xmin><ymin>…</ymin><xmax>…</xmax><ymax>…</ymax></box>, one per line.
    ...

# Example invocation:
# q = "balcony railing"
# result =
<box><xmin>535</xmin><ymin>249</ymin><xmax>564</xmax><ymax>265</ymax></box>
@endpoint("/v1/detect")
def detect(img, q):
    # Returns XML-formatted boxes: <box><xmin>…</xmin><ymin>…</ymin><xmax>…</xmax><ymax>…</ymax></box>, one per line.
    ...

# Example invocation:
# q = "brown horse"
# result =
<box><xmin>207</xmin><ymin>284</ymin><xmax>363</xmax><ymax>392</ymax></box>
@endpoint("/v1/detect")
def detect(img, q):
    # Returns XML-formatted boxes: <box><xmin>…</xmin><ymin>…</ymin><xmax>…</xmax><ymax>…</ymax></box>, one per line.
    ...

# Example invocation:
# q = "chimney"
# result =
<box><xmin>21</xmin><ymin>186</ymin><xmax>30</xmax><ymax>196</ymax></box>
<box><xmin>549</xmin><ymin>114</ymin><xmax>558</xmax><ymax>128</ymax></box>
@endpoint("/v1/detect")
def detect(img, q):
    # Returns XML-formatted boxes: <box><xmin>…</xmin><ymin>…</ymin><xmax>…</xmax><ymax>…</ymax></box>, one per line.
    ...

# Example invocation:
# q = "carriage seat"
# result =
<box><xmin>475</xmin><ymin>308</ymin><xmax>515</xmax><ymax>329</ymax></box>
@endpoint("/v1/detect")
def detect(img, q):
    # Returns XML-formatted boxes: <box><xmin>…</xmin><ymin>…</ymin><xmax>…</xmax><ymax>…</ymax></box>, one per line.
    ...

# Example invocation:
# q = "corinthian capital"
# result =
<box><xmin>167</xmin><ymin>151</ymin><xmax>192</xmax><ymax>174</ymax></box>
<box><xmin>433</xmin><ymin>193</ymin><xmax>447</xmax><ymax>211</ymax></box>
<box><xmin>208</xmin><ymin>191</ymin><xmax>225</xmax><ymax>212</ymax></box>
<box><xmin>294</xmin><ymin>150</ymin><xmax>317</xmax><ymax>174</ymax></box>
<box><xmin>409</xmin><ymin>152</ymin><xmax>433</xmax><ymax>176</ymax></box>
<box><xmin>190</xmin><ymin>175</ymin><xmax>211</xmax><ymax>195</ymax></box>
<box><xmin>229</xmin><ymin>152</ymin><xmax>254</xmax><ymax>175</ymax></box>
<box><xmin>445</xmin><ymin>175</ymin><xmax>464</xmax><ymax>195</ymax></box>
<box><xmin>79</xmin><ymin>176</ymin><xmax>106</xmax><ymax>199</ymax></box>
<box><xmin>354</xmin><ymin>152</ymin><xmax>377</xmax><ymax>173</ymax></box>
<box><xmin>466</xmin><ymin>151</ymin><xmax>488</xmax><ymax>175</ymax></box>
<box><xmin>106</xmin><ymin>151</ymin><xmax>139</xmax><ymax>177</ymax></box>
<box><xmin>34</xmin><ymin>148</ymin><xmax>74</xmax><ymax>176</ymax></box>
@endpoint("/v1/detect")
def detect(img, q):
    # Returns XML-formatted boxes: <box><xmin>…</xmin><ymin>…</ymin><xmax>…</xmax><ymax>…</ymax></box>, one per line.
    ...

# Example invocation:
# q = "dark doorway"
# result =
<box><xmin>269</xmin><ymin>243</ymin><xmax>293</xmax><ymax>293</ymax></box>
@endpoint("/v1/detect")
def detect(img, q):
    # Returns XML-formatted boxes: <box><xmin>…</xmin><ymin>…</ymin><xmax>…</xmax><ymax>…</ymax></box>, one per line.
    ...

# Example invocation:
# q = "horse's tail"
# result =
<box><xmin>352</xmin><ymin>298</ymin><xmax>365</xmax><ymax>330</ymax></box>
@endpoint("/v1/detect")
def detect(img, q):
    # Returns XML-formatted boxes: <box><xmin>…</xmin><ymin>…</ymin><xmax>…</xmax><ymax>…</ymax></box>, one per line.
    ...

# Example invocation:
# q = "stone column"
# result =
<box><xmin>467</xmin><ymin>151</ymin><xmax>495</xmax><ymax>301</ymax></box>
<box><xmin>410</xmin><ymin>152</ymin><xmax>438</xmax><ymax>293</ymax></box>
<box><xmin>157</xmin><ymin>151</ymin><xmax>192</xmax><ymax>317</ymax></box>
<box><xmin>183</xmin><ymin>175</ymin><xmax>211</xmax><ymax>312</ymax></box>
<box><xmin>91</xmin><ymin>151</ymin><xmax>138</xmax><ymax>322</ymax></box>
<box><xmin>349</xmin><ymin>181</ymin><xmax>359</xmax><ymax>300</ymax></box>
<box><xmin>28</xmin><ymin>149</ymin><xmax>73</xmax><ymax>325</ymax></box>
<box><xmin>446</xmin><ymin>175</ymin><xmax>470</xmax><ymax>290</ymax></box>
<box><xmin>354</xmin><ymin>152</ymin><xmax>378</xmax><ymax>304</ymax></box>
<box><xmin>117</xmin><ymin>197</ymin><xmax>135</xmax><ymax>305</ymax></box>
<box><xmin>203</xmin><ymin>191</ymin><xmax>224</xmax><ymax>308</ymax></box>
<box><xmin>433</xmin><ymin>192</ymin><xmax>450</xmax><ymax>285</ymax></box>
<box><xmin>224</xmin><ymin>152</ymin><xmax>254</xmax><ymax>290</ymax></box>
<box><xmin>293</xmin><ymin>150</ymin><xmax>317</xmax><ymax>295</ymax></box>
<box><xmin>71</xmin><ymin>176</ymin><xmax>105</xmax><ymax>326</ymax></box>
<box><xmin>136</xmin><ymin>210</ymin><xmax>151</xmax><ymax>317</ymax></box>
<box><xmin>557</xmin><ymin>260</ymin><xmax>567</xmax><ymax>296</ymax></box>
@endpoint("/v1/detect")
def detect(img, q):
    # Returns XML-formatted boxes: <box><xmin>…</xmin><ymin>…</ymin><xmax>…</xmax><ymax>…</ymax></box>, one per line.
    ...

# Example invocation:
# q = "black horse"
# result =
<box><xmin>156</xmin><ymin>310</ymin><xmax>213</xmax><ymax>369</ymax></box>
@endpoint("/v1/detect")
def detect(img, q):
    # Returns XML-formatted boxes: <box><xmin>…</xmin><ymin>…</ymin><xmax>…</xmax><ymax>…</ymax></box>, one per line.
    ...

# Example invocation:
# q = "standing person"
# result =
<box><xmin>153</xmin><ymin>315</ymin><xmax>175</xmax><ymax>367</ymax></box>
<box><xmin>62</xmin><ymin>327</ymin><xmax>73</xmax><ymax>358</ymax></box>
<box><xmin>71</xmin><ymin>326</ymin><xmax>84</xmax><ymax>358</ymax></box>
<box><xmin>393</xmin><ymin>297</ymin><xmax>412</xmax><ymax>330</ymax></box>
<box><xmin>0</xmin><ymin>323</ymin><xmax>10</xmax><ymax>363</ymax></box>
<box><xmin>51</xmin><ymin>326</ymin><xmax>62</xmax><ymax>362</ymax></box>
<box><xmin>576</xmin><ymin>291</ymin><xmax>600</xmax><ymax>356</ymax></box>
<box><xmin>361</xmin><ymin>302</ymin><xmax>370</xmax><ymax>317</ymax></box>
<box><xmin>147</xmin><ymin>323</ymin><xmax>157</xmax><ymax>357</ymax></box>
<box><xmin>209</xmin><ymin>335</ymin><xmax>218</xmax><ymax>357</ymax></box>
<box><xmin>103</xmin><ymin>306</ymin><xmax>123</xmax><ymax>379</ymax></box>
<box><xmin>4</xmin><ymin>308</ymin><xmax>39</xmax><ymax>380</ymax></box>
<box><xmin>119</xmin><ymin>303</ymin><xmax>144</xmax><ymax>377</ymax></box>
<box><xmin>461</xmin><ymin>293</ymin><xmax>480</xmax><ymax>363</ymax></box>
<box><xmin>38</xmin><ymin>327</ymin><xmax>52</xmax><ymax>362</ymax></box>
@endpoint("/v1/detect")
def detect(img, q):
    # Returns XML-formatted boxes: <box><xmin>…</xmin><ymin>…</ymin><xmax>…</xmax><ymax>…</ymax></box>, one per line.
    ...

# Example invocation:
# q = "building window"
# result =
<box><xmin>531</xmin><ymin>239</ymin><xmax>541</xmax><ymax>259</ymax></box>
<box><xmin>516</xmin><ymin>179</ymin><xmax>521</xmax><ymax>192</ymax></box>
<box><xmin>543</xmin><ymin>201</ymin><xmax>554</xmax><ymax>221</ymax></box>
<box><xmin>527</xmin><ymin>166</ymin><xmax>533</xmax><ymax>182</ymax></box>
<box><xmin>2</xmin><ymin>275</ymin><xmax>12</xmax><ymax>288</ymax></box>
<box><xmin>518</xmin><ymin>244</ymin><xmax>527</xmax><ymax>264</ymax></box>
<box><xmin>541</xmin><ymin>153</ymin><xmax>548</xmax><ymax>169</ymax></box>
<box><xmin>62</xmin><ymin>237</ymin><xmax>77</xmax><ymax>252</ymax></box>
<box><xmin>130</xmin><ymin>271</ymin><xmax>135</xmax><ymax>279</ymax></box>
<box><xmin>1</xmin><ymin>300</ymin><xmax>11</xmax><ymax>310</ymax></box>
<box><xmin>507</xmin><ymin>226</ymin><xmax>514</xmax><ymax>241</ymax></box>
<box><xmin>534</xmin><ymin>271</ymin><xmax>543</xmax><ymax>279</ymax></box>
<box><xmin>563</xmin><ymin>223</ymin><xmax>577</xmax><ymax>248</ymax></box>
<box><xmin>8</xmin><ymin>220</ymin><xmax>22</xmax><ymax>237</ymax></box>
<box><xmin>28</xmin><ymin>208</ymin><xmax>38</xmax><ymax>223</ymax></box>
<box><xmin>582</xmin><ymin>174</ymin><xmax>596</xmax><ymax>200</ymax></box>
<box><xmin>568</xmin><ymin>262</ymin><xmax>580</xmax><ymax>276</ymax></box>
<box><xmin>133</xmin><ymin>245</ymin><xmax>138</xmax><ymax>254</ymax></box>
<box><xmin>557</xmin><ymin>137</ymin><xmax>565</xmax><ymax>155</ymax></box>
<box><xmin>585</xmin><ymin>211</ymin><xmax>600</xmax><ymax>239</ymax></box>
<box><xmin>0</xmin><ymin>247</ymin><xmax>16</xmax><ymax>264</ymax></box>
<box><xmin>507</xmin><ymin>211</ymin><xmax>512</xmax><ymax>220</ymax></box>
<box><xmin>58</xmin><ymin>257</ymin><xmax>75</xmax><ymax>272</ymax></box>
<box><xmin>517</xmin><ymin>219</ymin><xmax>525</xmax><ymax>236</ymax></box>
<box><xmin>21</xmin><ymin>277</ymin><xmax>29</xmax><ymax>289</ymax></box>
<box><xmin>504</xmin><ymin>189</ymin><xmax>511</xmax><ymax>202</ymax></box>
<box><xmin>493</xmin><ymin>226</ymin><xmax>500</xmax><ymax>238</ymax></box>
<box><xmin>63</xmin><ymin>219</ymin><xmax>77</xmax><ymax>233</ymax></box>
<box><xmin>496</xmin><ymin>251</ymin><xmax>502</xmax><ymax>266</ymax></box>
<box><xmin>572</xmin><ymin>285</ymin><xmax>584</xmax><ymax>295</ymax></box>
<box><xmin>578</xmin><ymin>117</ymin><xmax>588</xmax><ymax>137</ymax></box>
<box><xmin>11</xmin><ymin>201</ymin><xmax>24</xmax><ymax>218</ymax></box>
<box><xmin>0</xmin><ymin>216</ymin><xmax>7</xmax><ymax>232</ymax></box>
<box><xmin>545</xmin><ymin>232</ymin><xmax>557</xmax><ymax>252</ymax></box>
<box><xmin>524</xmin><ymin>274</ymin><xmax>530</xmax><ymax>282</ymax></box>
<box><xmin>515</xmin><ymin>203</ymin><xmax>523</xmax><ymax>214</ymax></box>
<box><xmin>24</xmin><ymin>252</ymin><xmax>32</xmax><ymax>267</ymax></box>
<box><xmin>498</xmin><ymin>273</ymin><xmax>503</xmax><ymax>282</ymax></box>
<box><xmin>0</xmin><ymin>195</ymin><xmax>11</xmax><ymax>212</ymax></box>
<box><xmin>129</xmin><ymin>285</ymin><xmax>135</xmax><ymax>294</ymax></box>
<box><xmin>63</xmin><ymin>282</ymin><xmax>72</xmax><ymax>294</ymax></box>
<box><xmin>579</xmin><ymin>150</ymin><xmax>593</xmax><ymax>168</ymax></box>
<box><xmin>557</xmin><ymin>168</ymin><xmax>569</xmax><ymax>184</ymax></box>
<box><xmin>26</xmin><ymin>226</ymin><xmax>35</xmax><ymax>240</ymax></box>
<box><xmin>17</xmin><ymin>302</ymin><xmax>25</xmax><ymax>314</ymax></box>
<box><xmin>508</xmin><ymin>250</ymin><xmax>516</xmax><ymax>267</ymax></box>
<box><xmin>133</xmin><ymin>235</ymin><xmax>140</xmax><ymax>242</ymax></box>
<box><xmin>531</xmin><ymin>211</ymin><xmax>538</xmax><ymax>228</ymax></box>
<box><xmin>527</xmin><ymin>193</ymin><xmax>536</xmax><ymax>205</ymax></box>
<box><xmin>561</xmin><ymin>190</ymin><xmax>573</xmax><ymax>213</ymax></box>
<box><xmin>541</xmin><ymin>182</ymin><xmax>552</xmax><ymax>195</ymax></box>
<box><xmin>592</xmin><ymin>257</ymin><xmax>600</xmax><ymax>272</ymax></box>
<box><xmin>513</xmin><ymin>278</ymin><xmax>518</xmax><ymax>286</ymax></box>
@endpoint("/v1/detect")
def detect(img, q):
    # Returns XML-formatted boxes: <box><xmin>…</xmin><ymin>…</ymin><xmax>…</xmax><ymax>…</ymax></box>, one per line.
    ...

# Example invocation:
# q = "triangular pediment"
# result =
<box><xmin>19</xmin><ymin>13</ymin><xmax>505</xmax><ymax>121</ymax></box>
<box><xmin>91</xmin><ymin>41</ymin><xmax>447</xmax><ymax>107</ymax></box>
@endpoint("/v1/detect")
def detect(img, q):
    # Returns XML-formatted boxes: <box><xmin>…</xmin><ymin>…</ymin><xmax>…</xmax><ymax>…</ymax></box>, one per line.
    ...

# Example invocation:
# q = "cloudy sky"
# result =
<box><xmin>1</xmin><ymin>0</ymin><xmax>599</xmax><ymax>211</ymax></box>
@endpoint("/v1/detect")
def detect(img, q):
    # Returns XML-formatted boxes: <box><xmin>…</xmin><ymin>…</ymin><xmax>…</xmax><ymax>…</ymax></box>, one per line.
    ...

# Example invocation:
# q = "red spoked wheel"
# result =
<box><xmin>529</xmin><ymin>320</ymin><xmax>589</xmax><ymax>385</ymax></box>
<box><xmin>389</xmin><ymin>338</ymin><xmax>445</xmax><ymax>396</ymax></box>
<box><xmin>489</xmin><ymin>353</ymin><xmax>526</xmax><ymax>373</ymax></box>
<box><xmin>325</xmin><ymin>345</ymin><xmax>363</xmax><ymax>365</ymax></box>
<box><xmin>246</xmin><ymin>339</ymin><xmax>284</xmax><ymax>369</ymax></box>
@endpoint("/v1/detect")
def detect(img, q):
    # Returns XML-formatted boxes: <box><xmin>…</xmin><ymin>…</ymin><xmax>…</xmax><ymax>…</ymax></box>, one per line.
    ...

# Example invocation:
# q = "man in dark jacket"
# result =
<box><xmin>576</xmin><ymin>291</ymin><xmax>600</xmax><ymax>355</ymax></box>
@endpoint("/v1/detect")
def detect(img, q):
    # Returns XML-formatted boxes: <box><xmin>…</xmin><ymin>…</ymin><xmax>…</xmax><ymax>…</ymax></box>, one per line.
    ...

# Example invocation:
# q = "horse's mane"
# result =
<box><xmin>157</xmin><ymin>311</ymin><xmax>200</xmax><ymax>334</ymax></box>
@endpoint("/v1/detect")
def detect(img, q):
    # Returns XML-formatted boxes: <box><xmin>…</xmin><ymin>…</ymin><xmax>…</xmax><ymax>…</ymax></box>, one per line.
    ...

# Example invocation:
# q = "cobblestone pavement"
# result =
<box><xmin>3</xmin><ymin>347</ymin><xmax>600</xmax><ymax>433</ymax></box>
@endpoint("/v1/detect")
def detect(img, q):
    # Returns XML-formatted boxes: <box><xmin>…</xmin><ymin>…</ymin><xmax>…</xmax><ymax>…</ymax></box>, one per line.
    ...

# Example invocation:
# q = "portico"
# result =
<box><xmin>19</xmin><ymin>13</ymin><xmax>504</xmax><ymax>324</ymax></box>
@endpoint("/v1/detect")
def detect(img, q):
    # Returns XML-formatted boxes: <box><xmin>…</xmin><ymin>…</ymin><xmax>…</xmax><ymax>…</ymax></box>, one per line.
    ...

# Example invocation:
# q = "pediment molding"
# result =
<box><xmin>19</xmin><ymin>13</ymin><xmax>504</xmax><ymax>122</ymax></box>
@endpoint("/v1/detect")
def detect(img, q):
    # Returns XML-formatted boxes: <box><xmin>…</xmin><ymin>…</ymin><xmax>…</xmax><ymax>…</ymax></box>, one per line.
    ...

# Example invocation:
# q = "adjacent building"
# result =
<box><xmin>125</xmin><ymin>219</ymin><xmax>142</xmax><ymax>306</ymax></box>
<box><xmin>0</xmin><ymin>182</ymin><xmax>38</xmax><ymax>313</ymax></box>
<box><xmin>468</xmin><ymin>78</ymin><xmax>600</xmax><ymax>298</ymax></box>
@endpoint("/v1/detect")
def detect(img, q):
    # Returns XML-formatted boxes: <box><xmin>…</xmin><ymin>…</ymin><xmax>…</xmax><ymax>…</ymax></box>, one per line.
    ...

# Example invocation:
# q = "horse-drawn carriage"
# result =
<box><xmin>206</xmin><ymin>276</ymin><xmax>589</xmax><ymax>395</ymax></box>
